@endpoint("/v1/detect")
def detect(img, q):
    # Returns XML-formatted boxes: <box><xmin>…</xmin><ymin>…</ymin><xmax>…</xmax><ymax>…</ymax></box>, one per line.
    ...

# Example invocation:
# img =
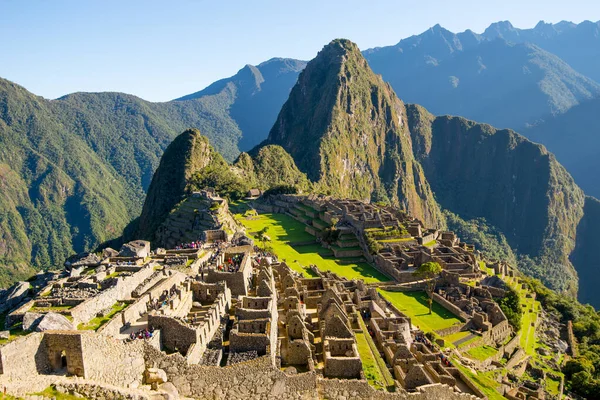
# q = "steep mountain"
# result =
<box><xmin>406</xmin><ymin>104</ymin><xmax>586</xmax><ymax>294</ymax></box>
<box><xmin>136</xmin><ymin>129</ymin><xmax>225</xmax><ymax>240</ymax></box>
<box><xmin>482</xmin><ymin>20</ymin><xmax>600</xmax><ymax>82</ymax></box>
<box><xmin>0</xmin><ymin>78</ymin><xmax>139</xmax><ymax>286</ymax></box>
<box><xmin>571</xmin><ymin>196</ymin><xmax>600</xmax><ymax>306</ymax></box>
<box><xmin>526</xmin><ymin>97</ymin><xmax>600</xmax><ymax>198</ymax></box>
<box><xmin>260</xmin><ymin>39</ymin><xmax>444</xmax><ymax>228</ymax></box>
<box><xmin>364</xmin><ymin>28</ymin><xmax>600</xmax><ymax>130</ymax></box>
<box><xmin>176</xmin><ymin>58</ymin><xmax>307</xmax><ymax>151</ymax></box>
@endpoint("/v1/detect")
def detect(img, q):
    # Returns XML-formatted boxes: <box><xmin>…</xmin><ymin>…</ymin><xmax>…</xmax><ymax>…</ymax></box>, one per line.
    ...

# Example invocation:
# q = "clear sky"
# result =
<box><xmin>1</xmin><ymin>0</ymin><xmax>598</xmax><ymax>101</ymax></box>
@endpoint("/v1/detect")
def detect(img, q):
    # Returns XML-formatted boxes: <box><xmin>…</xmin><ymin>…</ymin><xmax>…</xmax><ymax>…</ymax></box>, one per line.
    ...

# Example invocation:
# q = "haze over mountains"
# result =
<box><xmin>2</xmin><ymin>19</ymin><xmax>600</xmax><ymax>307</ymax></box>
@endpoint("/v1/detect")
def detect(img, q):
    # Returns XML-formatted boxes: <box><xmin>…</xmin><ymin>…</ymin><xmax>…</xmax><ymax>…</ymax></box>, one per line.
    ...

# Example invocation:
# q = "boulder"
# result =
<box><xmin>23</xmin><ymin>312</ymin><xmax>45</xmax><ymax>331</ymax></box>
<box><xmin>35</xmin><ymin>312</ymin><xmax>75</xmax><ymax>332</ymax></box>
<box><xmin>96</xmin><ymin>264</ymin><xmax>107</xmax><ymax>273</ymax></box>
<box><xmin>120</xmin><ymin>240</ymin><xmax>151</xmax><ymax>258</ymax></box>
<box><xmin>64</xmin><ymin>252</ymin><xmax>101</xmax><ymax>269</ymax></box>
<box><xmin>102</xmin><ymin>247</ymin><xmax>119</xmax><ymax>259</ymax></box>
<box><xmin>2</xmin><ymin>281</ymin><xmax>30</xmax><ymax>311</ymax></box>
<box><xmin>144</xmin><ymin>367</ymin><xmax>168</xmax><ymax>385</ymax></box>
<box><xmin>0</xmin><ymin>331</ymin><xmax>10</xmax><ymax>340</ymax></box>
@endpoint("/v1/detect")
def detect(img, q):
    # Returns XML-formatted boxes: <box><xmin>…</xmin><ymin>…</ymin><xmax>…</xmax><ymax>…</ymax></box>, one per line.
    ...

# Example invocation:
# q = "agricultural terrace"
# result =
<box><xmin>234</xmin><ymin>209</ymin><xmax>388</xmax><ymax>283</ymax></box>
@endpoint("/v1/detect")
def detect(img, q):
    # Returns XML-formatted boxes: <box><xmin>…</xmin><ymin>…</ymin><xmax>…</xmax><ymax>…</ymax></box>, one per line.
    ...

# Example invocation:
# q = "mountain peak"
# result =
<box><xmin>262</xmin><ymin>39</ymin><xmax>444</xmax><ymax>227</ymax></box>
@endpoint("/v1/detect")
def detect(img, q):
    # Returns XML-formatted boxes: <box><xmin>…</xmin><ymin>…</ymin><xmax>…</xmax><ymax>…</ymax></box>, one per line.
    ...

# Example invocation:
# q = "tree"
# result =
<box><xmin>413</xmin><ymin>261</ymin><xmax>442</xmax><ymax>314</ymax></box>
<box><xmin>255</xmin><ymin>227</ymin><xmax>270</xmax><ymax>248</ymax></box>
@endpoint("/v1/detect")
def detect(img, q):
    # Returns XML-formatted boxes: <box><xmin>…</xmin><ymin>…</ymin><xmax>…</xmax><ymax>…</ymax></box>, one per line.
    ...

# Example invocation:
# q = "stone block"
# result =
<box><xmin>0</xmin><ymin>330</ymin><xmax>9</xmax><ymax>339</ymax></box>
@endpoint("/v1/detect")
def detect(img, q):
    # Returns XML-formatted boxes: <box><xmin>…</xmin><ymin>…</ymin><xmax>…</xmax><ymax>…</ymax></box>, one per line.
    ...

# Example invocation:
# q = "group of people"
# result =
<box><xmin>415</xmin><ymin>332</ymin><xmax>434</xmax><ymax>350</ymax></box>
<box><xmin>175</xmin><ymin>240</ymin><xmax>204</xmax><ymax>250</ymax></box>
<box><xmin>219</xmin><ymin>253</ymin><xmax>244</xmax><ymax>273</ymax></box>
<box><xmin>129</xmin><ymin>326</ymin><xmax>155</xmax><ymax>341</ymax></box>
<box><xmin>438</xmin><ymin>352</ymin><xmax>453</xmax><ymax>367</ymax></box>
<box><xmin>146</xmin><ymin>287</ymin><xmax>178</xmax><ymax>311</ymax></box>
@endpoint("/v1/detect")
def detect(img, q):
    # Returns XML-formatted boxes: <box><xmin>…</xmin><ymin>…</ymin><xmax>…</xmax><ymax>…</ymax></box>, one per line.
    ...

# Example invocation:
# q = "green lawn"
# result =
<box><xmin>443</xmin><ymin>330</ymin><xmax>471</xmax><ymax>345</ymax></box>
<box><xmin>355</xmin><ymin>331</ymin><xmax>386</xmax><ymax>390</ymax></box>
<box><xmin>466</xmin><ymin>345</ymin><xmax>498</xmax><ymax>361</ymax></box>
<box><xmin>236</xmin><ymin>212</ymin><xmax>388</xmax><ymax>283</ymax></box>
<box><xmin>377</xmin><ymin>290</ymin><xmax>462</xmax><ymax>332</ymax></box>
<box><xmin>357</xmin><ymin>315</ymin><xmax>395</xmax><ymax>390</ymax></box>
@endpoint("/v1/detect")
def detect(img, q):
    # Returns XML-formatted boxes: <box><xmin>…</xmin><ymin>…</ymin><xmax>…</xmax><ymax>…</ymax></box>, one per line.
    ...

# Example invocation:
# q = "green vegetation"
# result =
<box><xmin>466</xmin><ymin>345</ymin><xmax>498</xmax><ymax>361</ymax></box>
<box><xmin>452</xmin><ymin>361</ymin><xmax>505</xmax><ymax>400</ymax></box>
<box><xmin>33</xmin><ymin>385</ymin><xmax>89</xmax><ymax>400</ymax></box>
<box><xmin>524</xmin><ymin>277</ymin><xmax>600</xmax><ymax>397</ymax></box>
<box><xmin>442</xmin><ymin>330</ymin><xmax>471</xmax><ymax>345</ymax></box>
<box><xmin>355</xmin><ymin>331</ymin><xmax>386</xmax><ymax>390</ymax></box>
<box><xmin>413</xmin><ymin>261</ymin><xmax>442</xmax><ymax>314</ymax></box>
<box><xmin>236</xmin><ymin>212</ymin><xmax>387</xmax><ymax>283</ymax></box>
<box><xmin>77</xmin><ymin>302</ymin><xmax>126</xmax><ymax>331</ymax></box>
<box><xmin>378</xmin><ymin>290</ymin><xmax>461</xmax><ymax>332</ymax></box>
<box><xmin>496</xmin><ymin>286</ymin><xmax>523</xmax><ymax>330</ymax></box>
<box><xmin>356</xmin><ymin>315</ymin><xmax>395</xmax><ymax>390</ymax></box>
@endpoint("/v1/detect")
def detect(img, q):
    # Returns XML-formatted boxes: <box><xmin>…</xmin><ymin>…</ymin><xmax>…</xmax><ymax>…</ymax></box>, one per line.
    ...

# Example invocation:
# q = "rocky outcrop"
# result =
<box><xmin>0</xmin><ymin>281</ymin><xmax>30</xmax><ymax>313</ymax></box>
<box><xmin>64</xmin><ymin>252</ymin><xmax>101</xmax><ymax>269</ymax></box>
<box><xmin>260</xmin><ymin>39</ymin><xmax>444</xmax><ymax>228</ymax></box>
<box><xmin>119</xmin><ymin>240</ymin><xmax>151</xmax><ymax>258</ymax></box>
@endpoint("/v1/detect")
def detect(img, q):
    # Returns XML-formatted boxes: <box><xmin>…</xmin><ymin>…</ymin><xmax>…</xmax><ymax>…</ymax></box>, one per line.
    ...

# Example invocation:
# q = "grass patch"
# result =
<box><xmin>466</xmin><ymin>345</ymin><xmax>498</xmax><ymax>361</ymax></box>
<box><xmin>443</xmin><ymin>330</ymin><xmax>471</xmax><ymax>344</ymax></box>
<box><xmin>355</xmin><ymin>331</ymin><xmax>387</xmax><ymax>390</ymax></box>
<box><xmin>377</xmin><ymin>238</ymin><xmax>413</xmax><ymax>243</ymax></box>
<box><xmin>545</xmin><ymin>376</ymin><xmax>561</xmax><ymax>395</ymax></box>
<box><xmin>32</xmin><ymin>386</ymin><xmax>84</xmax><ymax>400</ymax></box>
<box><xmin>357</xmin><ymin>315</ymin><xmax>395</xmax><ymax>390</ymax></box>
<box><xmin>77</xmin><ymin>302</ymin><xmax>126</xmax><ymax>331</ymax></box>
<box><xmin>29</xmin><ymin>305</ymin><xmax>74</xmax><ymax>312</ymax></box>
<box><xmin>458</xmin><ymin>335</ymin><xmax>482</xmax><ymax>349</ymax></box>
<box><xmin>377</xmin><ymin>290</ymin><xmax>462</xmax><ymax>332</ymax></box>
<box><xmin>236</xmin><ymin>212</ymin><xmax>388</xmax><ymax>283</ymax></box>
<box><xmin>453</xmin><ymin>361</ymin><xmax>505</xmax><ymax>400</ymax></box>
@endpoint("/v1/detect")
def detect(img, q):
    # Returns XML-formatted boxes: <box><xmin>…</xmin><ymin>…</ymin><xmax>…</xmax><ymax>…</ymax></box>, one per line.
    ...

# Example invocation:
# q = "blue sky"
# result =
<box><xmin>1</xmin><ymin>0</ymin><xmax>598</xmax><ymax>101</ymax></box>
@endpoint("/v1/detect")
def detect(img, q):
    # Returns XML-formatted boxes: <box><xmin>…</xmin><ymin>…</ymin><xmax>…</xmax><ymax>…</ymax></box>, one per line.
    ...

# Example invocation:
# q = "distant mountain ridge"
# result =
<box><xmin>175</xmin><ymin>58</ymin><xmax>307</xmax><ymax>151</ymax></box>
<box><xmin>363</xmin><ymin>21</ymin><xmax>600</xmax><ymax>130</ymax></box>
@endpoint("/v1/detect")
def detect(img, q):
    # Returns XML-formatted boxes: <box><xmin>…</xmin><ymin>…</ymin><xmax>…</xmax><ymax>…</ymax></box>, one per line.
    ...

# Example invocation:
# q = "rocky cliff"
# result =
<box><xmin>261</xmin><ymin>39</ymin><xmax>444</xmax><ymax>228</ymax></box>
<box><xmin>406</xmin><ymin>104</ymin><xmax>586</xmax><ymax>294</ymax></box>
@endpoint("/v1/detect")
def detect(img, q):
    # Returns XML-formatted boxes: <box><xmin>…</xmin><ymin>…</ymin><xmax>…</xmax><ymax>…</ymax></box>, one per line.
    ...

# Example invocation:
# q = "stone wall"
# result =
<box><xmin>79</xmin><ymin>333</ymin><xmax>145</xmax><ymax>388</ymax></box>
<box><xmin>70</xmin><ymin>265</ymin><xmax>155</xmax><ymax>324</ymax></box>
<box><xmin>148</xmin><ymin>314</ymin><xmax>197</xmax><ymax>355</ymax></box>
<box><xmin>207</xmin><ymin>269</ymin><xmax>251</xmax><ymax>296</ymax></box>
<box><xmin>0</xmin><ymin>332</ymin><xmax>48</xmax><ymax>377</ymax></box>
<box><xmin>318</xmin><ymin>378</ymin><xmax>481</xmax><ymax>400</ymax></box>
<box><xmin>431</xmin><ymin>293</ymin><xmax>468</xmax><ymax>322</ymax></box>
<box><xmin>54</xmin><ymin>381</ymin><xmax>150</xmax><ymax>400</ymax></box>
<box><xmin>143</xmin><ymin>344</ymin><xmax>318</xmax><ymax>399</ymax></box>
